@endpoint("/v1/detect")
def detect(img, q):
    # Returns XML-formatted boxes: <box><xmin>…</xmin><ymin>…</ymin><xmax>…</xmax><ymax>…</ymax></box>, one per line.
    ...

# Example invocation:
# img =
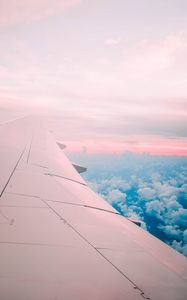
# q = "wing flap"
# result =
<box><xmin>100</xmin><ymin>248</ymin><xmax>187</xmax><ymax>300</ymax></box>
<box><xmin>43</xmin><ymin>200</ymin><xmax>187</xmax><ymax>299</ymax></box>
<box><xmin>0</xmin><ymin>194</ymin><xmax>143</xmax><ymax>300</ymax></box>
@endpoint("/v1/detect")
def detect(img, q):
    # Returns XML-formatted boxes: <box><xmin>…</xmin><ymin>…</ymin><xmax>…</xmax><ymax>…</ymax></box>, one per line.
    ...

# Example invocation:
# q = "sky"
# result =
<box><xmin>0</xmin><ymin>0</ymin><xmax>187</xmax><ymax>155</ymax></box>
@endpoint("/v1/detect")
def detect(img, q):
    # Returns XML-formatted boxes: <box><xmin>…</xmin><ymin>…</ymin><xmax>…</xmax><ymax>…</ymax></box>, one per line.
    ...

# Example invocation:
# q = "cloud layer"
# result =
<box><xmin>0</xmin><ymin>0</ymin><xmax>81</xmax><ymax>26</ymax></box>
<box><xmin>1</xmin><ymin>30</ymin><xmax>187</xmax><ymax>156</ymax></box>
<box><xmin>68</xmin><ymin>151</ymin><xmax>187</xmax><ymax>256</ymax></box>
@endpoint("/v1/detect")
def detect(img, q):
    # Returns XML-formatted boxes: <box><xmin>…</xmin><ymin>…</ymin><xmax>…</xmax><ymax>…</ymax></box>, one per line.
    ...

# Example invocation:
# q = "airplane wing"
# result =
<box><xmin>0</xmin><ymin>116</ymin><xmax>187</xmax><ymax>300</ymax></box>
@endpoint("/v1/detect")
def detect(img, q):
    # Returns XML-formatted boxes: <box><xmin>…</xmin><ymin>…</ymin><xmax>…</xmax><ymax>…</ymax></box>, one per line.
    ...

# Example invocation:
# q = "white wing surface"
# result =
<box><xmin>0</xmin><ymin>117</ymin><xmax>187</xmax><ymax>300</ymax></box>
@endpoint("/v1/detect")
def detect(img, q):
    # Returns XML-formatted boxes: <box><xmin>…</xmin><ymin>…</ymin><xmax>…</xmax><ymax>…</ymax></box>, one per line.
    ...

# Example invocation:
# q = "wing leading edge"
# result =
<box><xmin>0</xmin><ymin>117</ymin><xmax>187</xmax><ymax>300</ymax></box>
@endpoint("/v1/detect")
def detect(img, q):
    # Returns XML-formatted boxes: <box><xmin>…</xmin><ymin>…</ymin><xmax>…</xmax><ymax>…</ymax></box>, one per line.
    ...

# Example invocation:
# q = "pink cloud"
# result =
<box><xmin>0</xmin><ymin>0</ymin><xmax>81</xmax><ymax>26</ymax></box>
<box><xmin>64</xmin><ymin>136</ymin><xmax>187</xmax><ymax>156</ymax></box>
<box><xmin>67</xmin><ymin>143</ymin><xmax>187</xmax><ymax>156</ymax></box>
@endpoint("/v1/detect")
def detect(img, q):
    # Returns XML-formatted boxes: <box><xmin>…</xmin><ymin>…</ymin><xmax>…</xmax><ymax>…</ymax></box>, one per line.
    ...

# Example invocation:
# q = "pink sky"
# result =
<box><xmin>0</xmin><ymin>0</ymin><xmax>187</xmax><ymax>155</ymax></box>
<box><xmin>63</xmin><ymin>139</ymin><xmax>187</xmax><ymax>156</ymax></box>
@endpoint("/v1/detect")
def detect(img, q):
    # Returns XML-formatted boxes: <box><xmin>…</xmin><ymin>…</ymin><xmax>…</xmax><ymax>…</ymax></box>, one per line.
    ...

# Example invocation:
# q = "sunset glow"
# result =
<box><xmin>64</xmin><ymin>138</ymin><xmax>187</xmax><ymax>156</ymax></box>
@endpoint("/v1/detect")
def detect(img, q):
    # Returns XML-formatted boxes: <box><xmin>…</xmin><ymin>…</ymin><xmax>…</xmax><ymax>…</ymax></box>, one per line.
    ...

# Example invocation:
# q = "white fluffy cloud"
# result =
<box><xmin>107</xmin><ymin>189</ymin><xmax>126</xmax><ymax>205</ymax></box>
<box><xmin>145</xmin><ymin>200</ymin><xmax>164</xmax><ymax>219</ymax></box>
<box><xmin>158</xmin><ymin>224</ymin><xmax>182</xmax><ymax>239</ymax></box>
<box><xmin>138</xmin><ymin>187</ymin><xmax>155</xmax><ymax>201</ymax></box>
<box><xmin>82</xmin><ymin>153</ymin><xmax>187</xmax><ymax>256</ymax></box>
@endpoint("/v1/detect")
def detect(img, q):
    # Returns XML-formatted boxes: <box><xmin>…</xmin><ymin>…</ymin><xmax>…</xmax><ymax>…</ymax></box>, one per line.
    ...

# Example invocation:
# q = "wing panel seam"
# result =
<box><xmin>43</xmin><ymin>199</ymin><xmax>151</xmax><ymax>300</ymax></box>
<box><xmin>0</xmin><ymin>144</ymin><xmax>28</xmax><ymax>199</ymax></box>
<box><xmin>45</xmin><ymin>173</ymin><xmax>87</xmax><ymax>186</ymax></box>
<box><xmin>45</xmin><ymin>199</ymin><xmax>119</xmax><ymax>215</ymax></box>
